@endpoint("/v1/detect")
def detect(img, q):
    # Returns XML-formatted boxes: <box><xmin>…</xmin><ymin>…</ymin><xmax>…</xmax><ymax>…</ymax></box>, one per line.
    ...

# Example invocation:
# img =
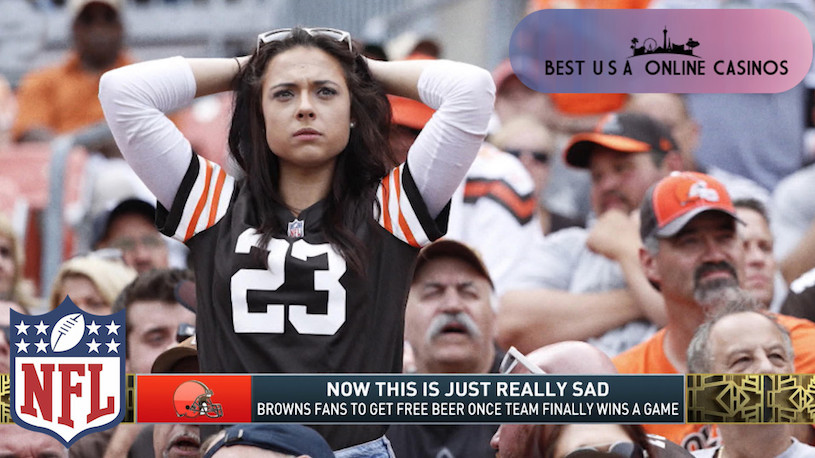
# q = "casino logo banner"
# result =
<box><xmin>509</xmin><ymin>9</ymin><xmax>812</xmax><ymax>93</ymax></box>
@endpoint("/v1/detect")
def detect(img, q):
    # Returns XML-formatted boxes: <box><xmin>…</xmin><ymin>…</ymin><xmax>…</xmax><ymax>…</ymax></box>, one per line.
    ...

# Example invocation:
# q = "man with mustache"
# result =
<box><xmin>500</xmin><ymin>112</ymin><xmax>683</xmax><ymax>356</ymax></box>
<box><xmin>613</xmin><ymin>171</ymin><xmax>815</xmax><ymax>451</ymax></box>
<box><xmin>388</xmin><ymin>239</ymin><xmax>500</xmax><ymax>458</ymax></box>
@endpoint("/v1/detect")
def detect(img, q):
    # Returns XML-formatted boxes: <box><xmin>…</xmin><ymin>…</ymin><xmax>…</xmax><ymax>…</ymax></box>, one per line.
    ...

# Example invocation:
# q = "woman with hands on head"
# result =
<box><xmin>99</xmin><ymin>26</ymin><xmax>494</xmax><ymax>455</ymax></box>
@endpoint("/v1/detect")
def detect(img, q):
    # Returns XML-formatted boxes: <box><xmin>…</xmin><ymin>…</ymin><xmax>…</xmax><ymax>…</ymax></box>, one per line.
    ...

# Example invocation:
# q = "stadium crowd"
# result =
<box><xmin>1</xmin><ymin>0</ymin><xmax>815</xmax><ymax>456</ymax></box>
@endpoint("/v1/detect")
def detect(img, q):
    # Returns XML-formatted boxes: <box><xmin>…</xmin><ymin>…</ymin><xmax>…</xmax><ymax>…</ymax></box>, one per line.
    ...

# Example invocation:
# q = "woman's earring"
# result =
<box><xmin>350</xmin><ymin>121</ymin><xmax>356</xmax><ymax>129</ymax></box>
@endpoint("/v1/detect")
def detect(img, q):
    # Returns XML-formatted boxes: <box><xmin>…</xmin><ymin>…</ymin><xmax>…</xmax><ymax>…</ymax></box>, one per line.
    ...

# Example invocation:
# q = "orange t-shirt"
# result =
<box><xmin>12</xmin><ymin>53</ymin><xmax>133</xmax><ymax>141</ymax></box>
<box><xmin>613</xmin><ymin>314</ymin><xmax>815</xmax><ymax>450</ymax></box>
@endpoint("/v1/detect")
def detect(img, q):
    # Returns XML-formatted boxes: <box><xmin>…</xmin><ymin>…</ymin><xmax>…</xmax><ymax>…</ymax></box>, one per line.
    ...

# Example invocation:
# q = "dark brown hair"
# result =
<box><xmin>228</xmin><ymin>27</ymin><xmax>396</xmax><ymax>274</ymax></box>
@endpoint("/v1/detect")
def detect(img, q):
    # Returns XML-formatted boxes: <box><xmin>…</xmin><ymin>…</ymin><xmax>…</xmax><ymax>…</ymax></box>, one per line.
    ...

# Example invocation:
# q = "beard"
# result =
<box><xmin>693</xmin><ymin>261</ymin><xmax>740</xmax><ymax>309</ymax></box>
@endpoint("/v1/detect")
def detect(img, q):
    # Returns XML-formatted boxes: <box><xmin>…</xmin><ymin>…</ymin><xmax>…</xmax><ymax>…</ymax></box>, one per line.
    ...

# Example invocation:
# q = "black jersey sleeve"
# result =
<box><xmin>375</xmin><ymin>162</ymin><xmax>449</xmax><ymax>247</ymax></box>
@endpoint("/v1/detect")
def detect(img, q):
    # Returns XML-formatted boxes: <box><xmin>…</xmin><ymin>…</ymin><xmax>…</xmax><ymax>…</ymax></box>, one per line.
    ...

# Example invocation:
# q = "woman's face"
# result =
<box><xmin>261</xmin><ymin>46</ymin><xmax>352</xmax><ymax>173</ymax></box>
<box><xmin>0</xmin><ymin>235</ymin><xmax>16</xmax><ymax>297</ymax></box>
<box><xmin>58</xmin><ymin>274</ymin><xmax>110</xmax><ymax>315</ymax></box>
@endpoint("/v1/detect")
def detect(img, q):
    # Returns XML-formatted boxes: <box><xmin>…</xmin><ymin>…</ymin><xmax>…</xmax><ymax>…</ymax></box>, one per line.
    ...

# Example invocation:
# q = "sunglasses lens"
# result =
<box><xmin>499</xmin><ymin>355</ymin><xmax>516</xmax><ymax>374</ymax></box>
<box><xmin>533</xmin><ymin>153</ymin><xmax>550</xmax><ymax>164</ymax></box>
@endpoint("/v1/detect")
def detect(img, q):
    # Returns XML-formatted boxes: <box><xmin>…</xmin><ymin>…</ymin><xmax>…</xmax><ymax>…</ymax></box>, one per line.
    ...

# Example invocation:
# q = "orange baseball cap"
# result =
<box><xmin>564</xmin><ymin>112</ymin><xmax>677</xmax><ymax>168</ymax></box>
<box><xmin>388</xmin><ymin>95</ymin><xmax>435</xmax><ymax>131</ymax></box>
<box><xmin>639</xmin><ymin>171</ymin><xmax>741</xmax><ymax>241</ymax></box>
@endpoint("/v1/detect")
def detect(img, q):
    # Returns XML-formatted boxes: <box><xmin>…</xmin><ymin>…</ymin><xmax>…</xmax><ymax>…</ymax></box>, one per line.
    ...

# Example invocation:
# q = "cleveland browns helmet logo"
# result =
<box><xmin>173</xmin><ymin>380</ymin><xmax>224</xmax><ymax>418</ymax></box>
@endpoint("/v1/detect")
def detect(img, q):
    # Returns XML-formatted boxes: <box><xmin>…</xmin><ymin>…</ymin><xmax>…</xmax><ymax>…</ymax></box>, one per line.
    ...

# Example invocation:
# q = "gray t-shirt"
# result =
<box><xmin>507</xmin><ymin>226</ymin><xmax>657</xmax><ymax>356</ymax></box>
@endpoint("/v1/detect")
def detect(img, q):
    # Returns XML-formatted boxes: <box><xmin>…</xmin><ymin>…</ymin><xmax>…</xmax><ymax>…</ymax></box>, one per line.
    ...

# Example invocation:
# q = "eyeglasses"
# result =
<box><xmin>110</xmin><ymin>235</ymin><xmax>165</xmax><ymax>254</ymax></box>
<box><xmin>505</xmin><ymin>149</ymin><xmax>550</xmax><ymax>164</ymax></box>
<box><xmin>256</xmin><ymin>27</ymin><xmax>353</xmax><ymax>54</ymax></box>
<box><xmin>500</xmin><ymin>346</ymin><xmax>546</xmax><ymax>375</ymax></box>
<box><xmin>563</xmin><ymin>441</ymin><xmax>647</xmax><ymax>458</ymax></box>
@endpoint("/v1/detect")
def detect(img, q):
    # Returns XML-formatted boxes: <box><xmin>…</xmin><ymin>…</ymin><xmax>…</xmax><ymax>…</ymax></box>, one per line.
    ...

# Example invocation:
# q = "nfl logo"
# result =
<box><xmin>10</xmin><ymin>297</ymin><xmax>126</xmax><ymax>447</ymax></box>
<box><xmin>288</xmin><ymin>218</ymin><xmax>305</xmax><ymax>239</ymax></box>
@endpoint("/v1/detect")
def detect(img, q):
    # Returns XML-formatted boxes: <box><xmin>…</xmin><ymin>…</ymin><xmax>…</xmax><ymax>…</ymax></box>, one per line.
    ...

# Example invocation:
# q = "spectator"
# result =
<box><xmin>12</xmin><ymin>0</ymin><xmax>130</xmax><ymax>143</ymax></box>
<box><xmin>388</xmin><ymin>239</ymin><xmax>500</xmax><ymax>457</ymax></box>
<box><xmin>71</xmin><ymin>269</ymin><xmax>196</xmax><ymax>458</ymax></box>
<box><xmin>734</xmin><ymin>198</ymin><xmax>786</xmax><ymax>311</ymax></box>
<box><xmin>612</xmin><ymin>171</ymin><xmax>815</xmax><ymax>450</ymax></box>
<box><xmin>491</xmin><ymin>341</ymin><xmax>690</xmax><ymax>458</ymax></box>
<box><xmin>490</xmin><ymin>115</ymin><xmax>585</xmax><ymax>235</ymax></box>
<box><xmin>687</xmin><ymin>306</ymin><xmax>815</xmax><ymax>457</ymax></box>
<box><xmin>0</xmin><ymin>213</ymin><xmax>37</xmax><ymax>310</ymax></box>
<box><xmin>490</xmin><ymin>60</ymin><xmax>592</xmax><ymax>224</ymax></box>
<box><xmin>770</xmin><ymin>162</ymin><xmax>815</xmax><ymax>285</ymax></box>
<box><xmin>201</xmin><ymin>424</ymin><xmax>334</xmax><ymax>458</ymax></box>
<box><xmin>499</xmin><ymin>112</ymin><xmax>682</xmax><ymax>356</ymax></box>
<box><xmin>93</xmin><ymin>198</ymin><xmax>171</xmax><ymax>273</ymax></box>
<box><xmin>99</xmin><ymin>26</ymin><xmax>493</xmax><ymax>455</ymax></box>
<box><xmin>625</xmin><ymin>93</ymin><xmax>770</xmax><ymax>205</ymax></box>
<box><xmin>128</xmin><ymin>336</ymin><xmax>200</xmax><ymax>458</ymax></box>
<box><xmin>112</xmin><ymin>268</ymin><xmax>196</xmax><ymax>374</ymax></box>
<box><xmin>48</xmin><ymin>255</ymin><xmax>136</xmax><ymax>314</ymax></box>
<box><xmin>0</xmin><ymin>423</ymin><xmax>68</xmax><ymax>458</ymax></box>
<box><xmin>388</xmin><ymin>93</ymin><xmax>538</xmax><ymax>296</ymax></box>
<box><xmin>0</xmin><ymin>300</ymin><xmax>26</xmax><ymax>375</ymax></box>
<box><xmin>781</xmin><ymin>267</ymin><xmax>815</xmax><ymax>322</ymax></box>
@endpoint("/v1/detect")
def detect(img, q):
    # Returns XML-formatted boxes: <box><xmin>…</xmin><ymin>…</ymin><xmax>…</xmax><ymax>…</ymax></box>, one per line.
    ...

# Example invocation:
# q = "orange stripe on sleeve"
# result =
<box><xmin>184</xmin><ymin>160</ymin><xmax>213</xmax><ymax>241</ymax></box>
<box><xmin>381</xmin><ymin>170</ymin><xmax>393</xmax><ymax>233</ymax></box>
<box><xmin>464</xmin><ymin>180</ymin><xmax>536</xmax><ymax>222</ymax></box>
<box><xmin>393</xmin><ymin>169</ymin><xmax>419</xmax><ymax>247</ymax></box>
<box><xmin>207</xmin><ymin>168</ymin><xmax>227</xmax><ymax>227</ymax></box>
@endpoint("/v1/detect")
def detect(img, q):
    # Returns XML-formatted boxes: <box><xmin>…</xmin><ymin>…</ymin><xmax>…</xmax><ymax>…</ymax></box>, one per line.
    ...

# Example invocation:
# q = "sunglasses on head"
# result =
<box><xmin>499</xmin><ymin>346</ymin><xmax>546</xmax><ymax>375</ymax></box>
<box><xmin>256</xmin><ymin>27</ymin><xmax>353</xmax><ymax>54</ymax></box>
<box><xmin>504</xmin><ymin>149</ymin><xmax>550</xmax><ymax>164</ymax></box>
<box><xmin>563</xmin><ymin>441</ymin><xmax>647</xmax><ymax>458</ymax></box>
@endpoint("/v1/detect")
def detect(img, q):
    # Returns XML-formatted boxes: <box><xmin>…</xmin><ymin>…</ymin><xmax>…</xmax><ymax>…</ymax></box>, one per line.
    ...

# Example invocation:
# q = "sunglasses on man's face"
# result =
<box><xmin>256</xmin><ymin>27</ymin><xmax>353</xmax><ymax>54</ymax></box>
<box><xmin>499</xmin><ymin>346</ymin><xmax>546</xmax><ymax>375</ymax></box>
<box><xmin>504</xmin><ymin>149</ymin><xmax>551</xmax><ymax>164</ymax></box>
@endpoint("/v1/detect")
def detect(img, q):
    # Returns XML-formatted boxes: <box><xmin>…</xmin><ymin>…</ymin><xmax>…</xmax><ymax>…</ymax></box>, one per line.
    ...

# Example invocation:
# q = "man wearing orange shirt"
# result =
<box><xmin>12</xmin><ymin>0</ymin><xmax>131</xmax><ymax>143</ymax></box>
<box><xmin>613</xmin><ymin>171</ymin><xmax>815</xmax><ymax>451</ymax></box>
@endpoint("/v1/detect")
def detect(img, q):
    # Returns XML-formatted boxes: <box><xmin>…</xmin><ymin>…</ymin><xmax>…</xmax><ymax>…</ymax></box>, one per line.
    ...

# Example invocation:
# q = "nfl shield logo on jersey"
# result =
<box><xmin>288</xmin><ymin>218</ymin><xmax>305</xmax><ymax>239</ymax></box>
<box><xmin>10</xmin><ymin>297</ymin><xmax>126</xmax><ymax>447</ymax></box>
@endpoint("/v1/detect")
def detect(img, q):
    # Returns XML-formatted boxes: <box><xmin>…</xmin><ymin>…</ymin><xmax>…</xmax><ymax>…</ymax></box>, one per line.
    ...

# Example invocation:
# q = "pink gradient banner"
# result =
<box><xmin>509</xmin><ymin>9</ymin><xmax>813</xmax><ymax>93</ymax></box>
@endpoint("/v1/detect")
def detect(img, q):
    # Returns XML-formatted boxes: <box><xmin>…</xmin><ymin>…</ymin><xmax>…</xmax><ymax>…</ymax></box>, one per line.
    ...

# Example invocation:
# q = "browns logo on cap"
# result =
<box><xmin>639</xmin><ymin>171</ymin><xmax>741</xmax><ymax>241</ymax></box>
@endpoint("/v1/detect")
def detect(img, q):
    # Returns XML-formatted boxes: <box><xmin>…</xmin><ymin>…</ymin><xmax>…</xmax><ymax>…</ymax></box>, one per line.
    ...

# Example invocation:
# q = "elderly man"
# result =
<box><xmin>500</xmin><ymin>112</ymin><xmax>683</xmax><ymax>356</ymax></box>
<box><xmin>387</xmin><ymin>239</ymin><xmax>500</xmax><ymax>457</ymax></box>
<box><xmin>613</xmin><ymin>171</ymin><xmax>815</xmax><ymax>450</ymax></box>
<box><xmin>687</xmin><ymin>306</ymin><xmax>815</xmax><ymax>457</ymax></box>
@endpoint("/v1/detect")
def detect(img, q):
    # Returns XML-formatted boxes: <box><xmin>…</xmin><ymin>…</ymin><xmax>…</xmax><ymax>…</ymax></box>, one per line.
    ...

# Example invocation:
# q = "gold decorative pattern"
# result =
<box><xmin>688</xmin><ymin>374</ymin><xmax>815</xmax><ymax>423</ymax></box>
